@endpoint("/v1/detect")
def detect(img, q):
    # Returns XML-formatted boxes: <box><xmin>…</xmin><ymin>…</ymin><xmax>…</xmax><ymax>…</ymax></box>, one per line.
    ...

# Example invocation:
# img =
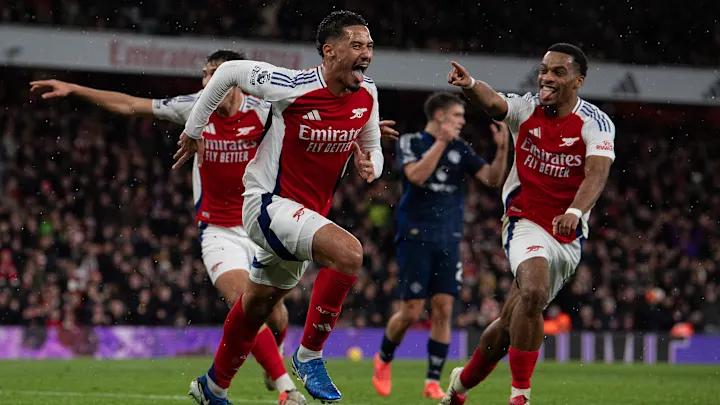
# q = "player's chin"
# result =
<box><xmin>539</xmin><ymin>96</ymin><xmax>558</xmax><ymax>107</ymax></box>
<box><xmin>347</xmin><ymin>80</ymin><xmax>362</xmax><ymax>92</ymax></box>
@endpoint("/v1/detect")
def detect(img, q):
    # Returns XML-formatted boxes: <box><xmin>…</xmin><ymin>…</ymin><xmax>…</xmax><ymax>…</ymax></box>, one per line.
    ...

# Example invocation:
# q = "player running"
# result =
<box><xmin>29</xmin><ymin>50</ymin><xmax>308</xmax><ymax>405</ymax></box>
<box><xmin>174</xmin><ymin>11</ymin><xmax>393</xmax><ymax>405</ymax></box>
<box><xmin>372</xmin><ymin>92</ymin><xmax>509</xmax><ymax>399</ymax></box>
<box><xmin>440</xmin><ymin>43</ymin><xmax>615</xmax><ymax>405</ymax></box>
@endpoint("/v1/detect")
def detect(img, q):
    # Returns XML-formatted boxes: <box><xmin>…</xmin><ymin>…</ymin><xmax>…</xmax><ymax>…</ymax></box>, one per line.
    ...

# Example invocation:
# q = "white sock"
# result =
<box><xmin>296</xmin><ymin>345</ymin><xmax>323</xmax><ymax>362</ymax></box>
<box><xmin>511</xmin><ymin>386</ymin><xmax>531</xmax><ymax>399</ymax></box>
<box><xmin>205</xmin><ymin>374</ymin><xmax>227</xmax><ymax>398</ymax></box>
<box><xmin>451</xmin><ymin>376</ymin><xmax>469</xmax><ymax>395</ymax></box>
<box><xmin>425</xmin><ymin>378</ymin><xmax>440</xmax><ymax>385</ymax></box>
<box><xmin>275</xmin><ymin>373</ymin><xmax>295</xmax><ymax>392</ymax></box>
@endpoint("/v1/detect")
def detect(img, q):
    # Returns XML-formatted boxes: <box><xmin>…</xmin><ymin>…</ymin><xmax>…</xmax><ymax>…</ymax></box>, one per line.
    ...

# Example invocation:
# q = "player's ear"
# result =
<box><xmin>322</xmin><ymin>43</ymin><xmax>334</xmax><ymax>60</ymax></box>
<box><xmin>575</xmin><ymin>75</ymin><xmax>585</xmax><ymax>90</ymax></box>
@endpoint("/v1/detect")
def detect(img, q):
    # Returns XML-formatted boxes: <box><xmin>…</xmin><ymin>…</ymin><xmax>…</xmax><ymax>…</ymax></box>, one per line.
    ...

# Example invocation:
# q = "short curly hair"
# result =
<box><xmin>547</xmin><ymin>43</ymin><xmax>588</xmax><ymax>77</ymax></box>
<box><xmin>316</xmin><ymin>10</ymin><xmax>368</xmax><ymax>58</ymax></box>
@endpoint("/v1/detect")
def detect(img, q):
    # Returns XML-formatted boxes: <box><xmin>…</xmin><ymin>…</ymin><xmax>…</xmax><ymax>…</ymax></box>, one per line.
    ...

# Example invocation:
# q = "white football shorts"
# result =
<box><xmin>502</xmin><ymin>216</ymin><xmax>582</xmax><ymax>303</ymax></box>
<box><xmin>242</xmin><ymin>192</ymin><xmax>334</xmax><ymax>289</ymax></box>
<box><xmin>199</xmin><ymin>223</ymin><xmax>255</xmax><ymax>285</ymax></box>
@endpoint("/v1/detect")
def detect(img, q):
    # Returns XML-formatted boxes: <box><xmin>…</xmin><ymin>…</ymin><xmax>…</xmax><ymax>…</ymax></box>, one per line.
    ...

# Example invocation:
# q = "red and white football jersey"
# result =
<box><xmin>153</xmin><ymin>93</ymin><xmax>270</xmax><ymax>226</ymax></box>
<box><xmin>500</xmin><ymin>93</ymin><xmax>616</xmax><ymax>243</ymax></box>
<box><xmin>183</xmin><ymin>61</ymin><xmax>383</xmax><ymax>216</ymax></box>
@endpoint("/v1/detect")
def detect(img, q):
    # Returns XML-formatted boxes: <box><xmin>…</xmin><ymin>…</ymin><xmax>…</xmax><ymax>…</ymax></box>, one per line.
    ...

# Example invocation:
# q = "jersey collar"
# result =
<box><xmin>572</xmin><ymin>97</ymin><xmax>584</xmax><ymax>114</ymax></box>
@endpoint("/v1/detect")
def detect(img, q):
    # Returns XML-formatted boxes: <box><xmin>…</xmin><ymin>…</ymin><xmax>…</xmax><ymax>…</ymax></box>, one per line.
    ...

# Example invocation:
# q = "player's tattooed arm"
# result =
<box><xmin>447</xmin><ymin>61</ymin><xmax>508</xmax><ymax>118</ymax></box>
<box><xmin>553</xmin><ymin>156</ymin><xmax>612</xmax><ymax>236</ymax></box>
<box><xmin>30</xmin><ymin>79</ymin><xmax>153</xmax><ymax>117</ymax></box>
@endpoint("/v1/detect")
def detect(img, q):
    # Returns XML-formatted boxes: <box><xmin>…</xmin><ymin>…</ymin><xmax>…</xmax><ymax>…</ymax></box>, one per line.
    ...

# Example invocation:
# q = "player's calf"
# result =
<box><xmin>446</xmin><ymin>285</ymin><xmax>517</xmax><ymax>402</ymax></box>
<box><xmin>383</xmin><ymin>299</ymin><xmax>425</xmax><ymax>351</ymax></box>
<box><xmin>424</xmin><ymin>294</ymin><xmax>453</xmax><ymax>399</ymax></box>
<box><xmin>508</xmin><ymin>257</ymin><xmax>550</xmax><ymax>403</ymax></box>
<box><xmin>200</xmin><ymin>293</ymin><xmax>261</xmax><ymax>401</ymax></box>
<box><xmin>372</xmin><ymin>299</ymin><xmax>424</xmax><ymax>396</ymax></box>
<box><xmin>293</xmin><ymin>225</ymin><xmax>363</xmax><ymax>402</ymax></box>
<box><xmin>298</xmin><ymin>225</ymin><xmax>362</xmax><ymax>361</ymax></box>
<box><xmin>263</xmin><ymin>301</ymin><xmax>290</xmax><ymax>391</ymax></box>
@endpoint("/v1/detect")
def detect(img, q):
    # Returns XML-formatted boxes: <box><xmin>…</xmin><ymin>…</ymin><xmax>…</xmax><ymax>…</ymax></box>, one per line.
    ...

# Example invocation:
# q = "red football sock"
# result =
<box><xmin>301</xmin><ymin>267</ymin><xmax>357</xmax><ymax>351</ymax></box>
<box><xmin>275</xmin><ymin>326</ymin><xmax>287</xmax><ymax>347</ymax></box>
<box><xmin>459</xmin><ymin>348</ymin><xmax>499</xmax><ymax>389</ymax></box>
<box><xmin>251</xmin><ymin>327</ymin><xmax>287</xmax><ymax>381</ymax></box>
<box><xmin>508</xmin><ymin>346</ymin><xmax>539</xmax><ymax>390</ymax></box>
<box><xmin>209</xmin><ymin>294</ymin><xmax>263</xmax><ymax>389</ymax></box>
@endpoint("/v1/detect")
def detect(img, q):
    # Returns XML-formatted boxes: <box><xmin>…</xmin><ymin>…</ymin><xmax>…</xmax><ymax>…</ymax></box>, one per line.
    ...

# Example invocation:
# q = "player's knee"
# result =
<box><xmin>519</xmin><ymin>284</ymin><xmax>548</xmax><ymax>315</ymax></box>
<box><xmin>430</xmin><ymin>301</ymin><xmax>453</xmax><ymax>325</ymax></box>
<box><xmin>400</xmin><ymin>302</ymin><xmax>425</xmax><ymax>325</ymax></box>
<box><xmin>334</xmin><ymin>239</ymin><xmax>363</xmax><ymax>275</ymax></box>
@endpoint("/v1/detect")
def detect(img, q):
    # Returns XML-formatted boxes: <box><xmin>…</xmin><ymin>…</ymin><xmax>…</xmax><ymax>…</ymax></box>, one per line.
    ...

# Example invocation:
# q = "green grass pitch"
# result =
<box><xmin>0</xmin><ymin>358</ymin><xmax>717</xmax><ymax>404</ymax></box>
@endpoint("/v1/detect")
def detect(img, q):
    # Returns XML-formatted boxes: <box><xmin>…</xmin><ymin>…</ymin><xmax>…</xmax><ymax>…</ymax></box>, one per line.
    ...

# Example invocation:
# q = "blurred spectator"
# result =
<box><xmin>543</xmin><ymin>305</ymin><xmax>571</xmax><ymax>335</ymax></box>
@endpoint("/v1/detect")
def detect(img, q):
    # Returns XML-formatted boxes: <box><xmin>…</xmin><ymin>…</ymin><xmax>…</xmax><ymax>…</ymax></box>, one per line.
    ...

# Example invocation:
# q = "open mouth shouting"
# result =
<box><xmin>352</xmin><ymin>63</ymin><xmax>368</xmax><ymax>83</ymax></box>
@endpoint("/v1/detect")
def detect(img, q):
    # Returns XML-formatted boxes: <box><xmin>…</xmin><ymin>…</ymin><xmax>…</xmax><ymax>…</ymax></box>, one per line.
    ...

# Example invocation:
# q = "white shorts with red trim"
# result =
<box><xmin>198</xmin><ymin>223</ymin><xmax>255</xmax><ymax>285</ymax></box>
<box><xmin>242</xmin><ymin>192</ymin><xmax>333</xmax><ymax>289</ymax></box>
<box><xmin>502</xmin><ymin>217</ymin><xmax>583</xmax><ymax>303</ymax></box>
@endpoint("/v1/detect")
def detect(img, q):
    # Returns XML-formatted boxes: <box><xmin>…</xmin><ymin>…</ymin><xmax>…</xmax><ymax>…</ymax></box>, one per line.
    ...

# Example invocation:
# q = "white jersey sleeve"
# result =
<box><xmin>355</xmin><ymin>79</ymin><xmax>383</xmax><ymax>179</ymax></box>
<box><xmin>152</xmin><ymin>92</ymin><xmax>200</xmax><ymax>125</ymax></box>
<box><xmin>580</xmin><ymin>104</ymin><xmax>616</xmax><ymax>161</ymax></box>
<box><xmin>183</xmin><ymin>60</ymin><xmax>305</xmax><ymax>139</ymax></box>
<box><xmin>243</xmin><ymin>95</ymin><xmax>272</xmax><ymax>124</ymax></box>
<box><xmin>498</xmin><ymin>92</ymin><xmax>537</xmax><ymax>134</ymax></box>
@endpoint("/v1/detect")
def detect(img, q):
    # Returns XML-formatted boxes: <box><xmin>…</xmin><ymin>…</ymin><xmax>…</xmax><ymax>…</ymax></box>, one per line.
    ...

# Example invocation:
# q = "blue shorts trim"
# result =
<box><xmin>198</xmin><ymin>222</ymin><xmax>209</xmax><ymax>244</ymax></box>
<box><xmin>258</xmin><ymin>193</ymin><xmax>298</xmax><ymax>261</ymax></box>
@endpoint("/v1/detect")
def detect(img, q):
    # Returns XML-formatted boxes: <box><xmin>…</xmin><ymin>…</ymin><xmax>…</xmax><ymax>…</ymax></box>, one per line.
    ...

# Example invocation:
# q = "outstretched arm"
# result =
<box><xmin>447</xmin><ymin>62</ymin><xmax>508</xmax><ymax>118</ymax></box>
<box><xmin>30</xmin><ymin>79</ymin><xmax>153</xmax><ymax>117</ymax></box>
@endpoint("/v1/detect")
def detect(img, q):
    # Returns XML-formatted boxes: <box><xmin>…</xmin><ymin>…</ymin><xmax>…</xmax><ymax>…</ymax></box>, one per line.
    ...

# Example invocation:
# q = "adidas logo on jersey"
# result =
<box><xmin>203</xmin><ymin>123</ymin><xmax>216</xmax><ymax>135</ymax></box>
<box><xmin>529</xmin><ymin>127</ymin><xmax>541</xmax><ymax>139</ymax></box>
<box><xmin>302</xmin><ymin>109</ymin><xmax>321</xmax><ymax>121</ymax></box>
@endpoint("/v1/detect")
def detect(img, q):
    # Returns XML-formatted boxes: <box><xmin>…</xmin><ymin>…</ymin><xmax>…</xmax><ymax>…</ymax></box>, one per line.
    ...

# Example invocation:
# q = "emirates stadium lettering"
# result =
<box><xmin>299</xmin><ymin>124</ymin><xmax>362</xmax><ymax>153</ymax></box>
<box><xmin>202</xmin><ymin>139</ymin><xmax>257</xmax><ymax>163</ymax></box>
<box><xmin>519</xmin><ymin>137</ymin><xmax>582</xmax><ymax>178</ymax></box>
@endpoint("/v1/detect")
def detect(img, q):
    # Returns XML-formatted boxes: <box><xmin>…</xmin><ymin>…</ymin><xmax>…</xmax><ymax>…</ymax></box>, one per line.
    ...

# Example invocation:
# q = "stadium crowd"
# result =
<box><xmin>2</xmin><ymin>0</ymin><xmax>720</xmax><ymax>66</ymax></box>
<box><xmin>0</xmin><ymin>68</ymin><xmax>718</xmax><ymax>335</ymax></box>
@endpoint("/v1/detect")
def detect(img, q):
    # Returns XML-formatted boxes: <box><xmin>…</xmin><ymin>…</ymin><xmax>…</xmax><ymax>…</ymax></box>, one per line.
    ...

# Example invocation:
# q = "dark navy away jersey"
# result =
<box><xmin>395</xmin><ymin>131</ymin><xmax>487</xmax><ymax>244</ymax></box>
